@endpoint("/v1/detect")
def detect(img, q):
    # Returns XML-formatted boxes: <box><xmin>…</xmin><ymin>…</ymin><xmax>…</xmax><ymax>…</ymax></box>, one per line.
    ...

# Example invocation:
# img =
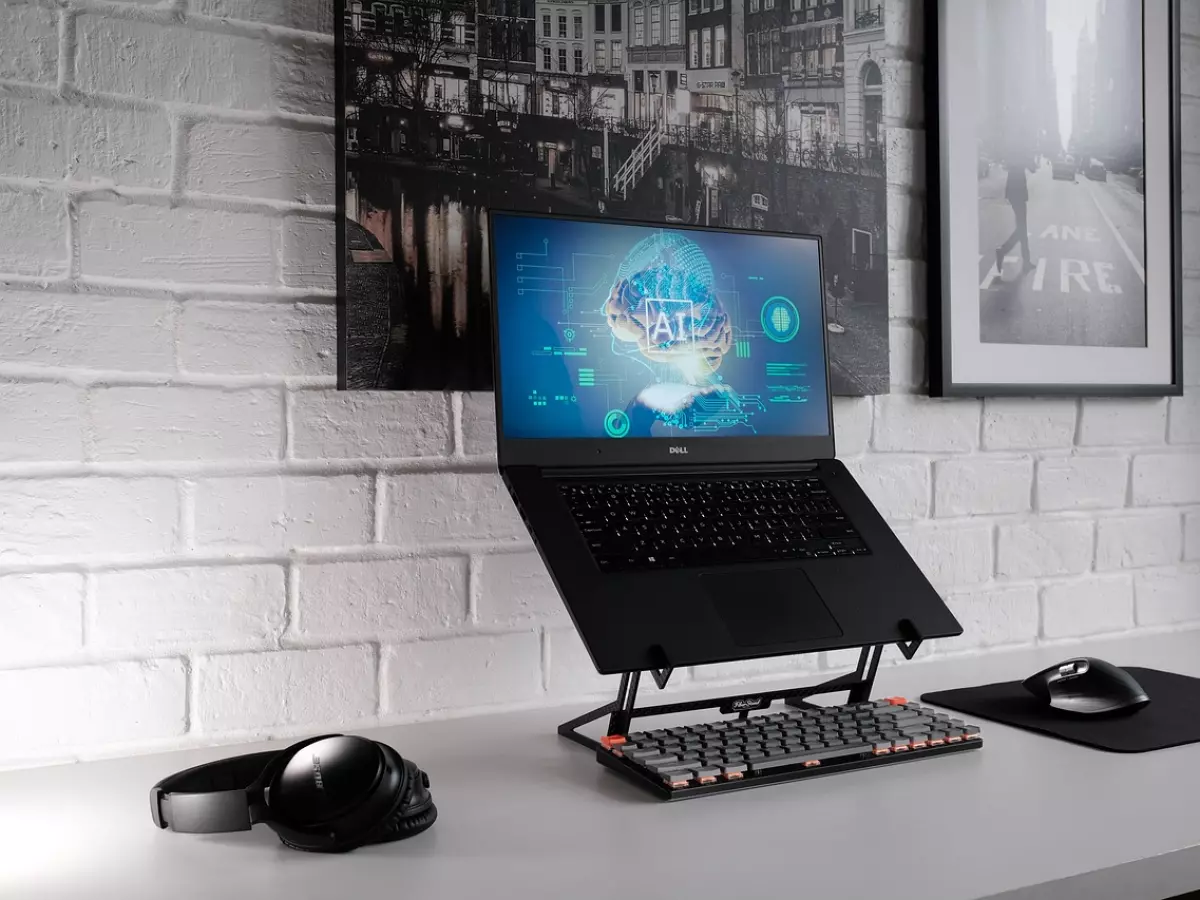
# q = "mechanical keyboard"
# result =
<box><xmin>596</xmin><ymin>697</ymin><xmax>982</xmax><ymax>799</ymax></box>
<box><xmin>561</xmin><ymin>477</ymin><xmax>870</xmax><ymax>572</ymax></box>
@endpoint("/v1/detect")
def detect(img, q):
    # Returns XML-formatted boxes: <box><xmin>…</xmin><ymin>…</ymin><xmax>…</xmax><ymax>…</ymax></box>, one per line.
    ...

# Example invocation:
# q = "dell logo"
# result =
<box><xmin>669</xmin><ymin>446</ymin><xmax>689</xmax><ymax>455</ymax></box>
<box><xmin>311</xmin><ymin>755</ymin><xmax>325</xmax><ymax>791</ymax></box>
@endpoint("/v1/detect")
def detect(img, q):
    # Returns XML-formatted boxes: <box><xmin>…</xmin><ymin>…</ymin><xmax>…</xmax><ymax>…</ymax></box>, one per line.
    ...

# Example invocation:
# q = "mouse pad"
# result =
<box><xmin>922</xmin><ymin>668</ymin><xmax>1200</xmax><ymax>753</ymax></box>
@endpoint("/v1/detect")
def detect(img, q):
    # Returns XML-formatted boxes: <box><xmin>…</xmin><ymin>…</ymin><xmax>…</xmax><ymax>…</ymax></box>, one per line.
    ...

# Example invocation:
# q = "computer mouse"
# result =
<box><xmin>1023</xmin><ymin>657</ymin><xmax>1150</xmax><ymax>716</ymax></box>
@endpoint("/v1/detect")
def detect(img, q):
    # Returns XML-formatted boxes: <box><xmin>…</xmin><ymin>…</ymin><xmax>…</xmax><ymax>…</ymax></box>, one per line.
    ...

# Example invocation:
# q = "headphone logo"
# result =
<box><xmin>311</xmin><ymin>755</ymin><xmax>325</xmax><ymax>791</ymax></box>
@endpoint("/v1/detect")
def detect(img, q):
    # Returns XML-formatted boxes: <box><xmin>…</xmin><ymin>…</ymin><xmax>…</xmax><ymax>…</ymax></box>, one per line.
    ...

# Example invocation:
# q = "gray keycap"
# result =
<box><xmin>873</xmin><ymin>741</ymin><xmax>893</xmax><ymax>753</ymax></box>
<box><xmin>642</xmin><ymin>757</ymin><xmax>684</xmax><ymax>772</ymax></box>
<box><xmin>722</xmin><ymin>763</ymin><xmax>748</xmax><ymax>776</ymax></box>
<box><xmin>927</xmin><ymin>731</ymin><xmax>948</xmax><ymax>743</ymax></box>
<box><xmin>748</xmin><ymin>743</ymin><xmax>873</xmax><ymax>773</ymax></box>
<box><xmin>626</xmin><ymin>747</ymin><xmax>668</xmax><ymax>760</ymax></box>
<box><xmin>690</xmin><ymin>767</ymin><xmax>722</xmax><ymax>781</ymax></box>
<box><xmin>905</xmin><ymin>733</ymin><xmax>929</xmax><ymax>746</ymax></box>
<box><xmin>744</xmin><ymin>751</ymin><xmax>767</xmax><ymax>763</ymax></box>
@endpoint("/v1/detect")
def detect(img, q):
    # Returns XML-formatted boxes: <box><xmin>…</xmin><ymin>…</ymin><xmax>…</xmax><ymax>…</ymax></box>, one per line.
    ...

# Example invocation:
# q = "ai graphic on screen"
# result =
<box><xmin>493</xmin><ymin>214</ymin><xmax>830</xmax><ymax>441</ymax></box>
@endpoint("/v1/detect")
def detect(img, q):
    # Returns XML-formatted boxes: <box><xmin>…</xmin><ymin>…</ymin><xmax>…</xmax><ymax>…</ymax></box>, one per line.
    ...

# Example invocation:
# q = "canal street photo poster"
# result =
<box><xmin>337</xmin><ymin>0</ymin><xmax>895</xmax><ymax>394</ymax></box>
<box><xmin>929</xmin><ymin>0</ymin><xmax>1183</xmax><ymax>396</ymax></box>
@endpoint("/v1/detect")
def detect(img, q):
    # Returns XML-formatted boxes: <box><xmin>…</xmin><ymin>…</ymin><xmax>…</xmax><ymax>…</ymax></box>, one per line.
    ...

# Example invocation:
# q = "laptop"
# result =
<box><xmin>488</xmin><ymin>210</ymin><xmax>962</xmax><ymax>675</ymax></box>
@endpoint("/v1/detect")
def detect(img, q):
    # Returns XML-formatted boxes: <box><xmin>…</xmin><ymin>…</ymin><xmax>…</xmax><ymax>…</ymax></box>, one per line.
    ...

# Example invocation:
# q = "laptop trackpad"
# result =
<box><xmin>705</xmin><ymin>569</ymin><xmax>843</xmax><ymax>647</ymax></box>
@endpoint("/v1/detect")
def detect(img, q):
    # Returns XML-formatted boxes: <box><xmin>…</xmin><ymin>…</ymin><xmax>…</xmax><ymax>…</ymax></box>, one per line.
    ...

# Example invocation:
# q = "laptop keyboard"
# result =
<box><xmin>602</xmin><ymin>699</ymin><xmax>983</xmax><ymax>796</ymax></box>
<box><xmin>561</xmin><ymin>477</ymin><xmax>870</xmax><ymax>572</ymax></box>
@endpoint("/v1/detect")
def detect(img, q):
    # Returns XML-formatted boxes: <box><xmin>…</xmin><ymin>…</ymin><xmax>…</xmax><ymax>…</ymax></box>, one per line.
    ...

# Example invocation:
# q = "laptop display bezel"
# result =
<box><xmin>488</xmin><ymin>210</ymin><xmax>837</xmax><ymax>469</ymax></box>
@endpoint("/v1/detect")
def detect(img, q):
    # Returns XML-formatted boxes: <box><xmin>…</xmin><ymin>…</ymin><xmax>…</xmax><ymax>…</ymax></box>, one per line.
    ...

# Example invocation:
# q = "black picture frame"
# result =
<box><xmin>926</xmin><ymin>0</ymin><xmax>1184</xmax><ymax>398</ymax></box>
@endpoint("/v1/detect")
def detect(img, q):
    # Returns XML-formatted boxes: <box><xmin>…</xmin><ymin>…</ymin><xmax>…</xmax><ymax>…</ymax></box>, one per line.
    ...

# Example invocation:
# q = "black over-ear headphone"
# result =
<box><xmin>150</xmin><ymin>734</ymin><xmax>437</xmax><ymax>853</ymax></box>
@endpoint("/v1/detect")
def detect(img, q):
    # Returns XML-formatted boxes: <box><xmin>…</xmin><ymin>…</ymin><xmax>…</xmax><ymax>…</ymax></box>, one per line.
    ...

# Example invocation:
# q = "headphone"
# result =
<box><xmin>149</xmin><ymin>734</ymin><xmax>437</xmax><ymax>853</ymax></box>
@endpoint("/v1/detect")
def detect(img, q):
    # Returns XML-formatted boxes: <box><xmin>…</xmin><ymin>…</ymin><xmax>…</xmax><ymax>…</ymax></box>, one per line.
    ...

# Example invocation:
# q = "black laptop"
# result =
<box><xmin>488</xmin><ymin>210</ymin><xmax>962</xmax><ymax>675</ymax></box>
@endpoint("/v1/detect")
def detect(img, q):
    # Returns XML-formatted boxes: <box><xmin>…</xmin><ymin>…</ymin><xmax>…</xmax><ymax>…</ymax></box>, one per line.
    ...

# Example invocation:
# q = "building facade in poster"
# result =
<box><xmin>341</xmin><ymin>0</ymin><xmax>892</xmax><ymax>393</ymax></box>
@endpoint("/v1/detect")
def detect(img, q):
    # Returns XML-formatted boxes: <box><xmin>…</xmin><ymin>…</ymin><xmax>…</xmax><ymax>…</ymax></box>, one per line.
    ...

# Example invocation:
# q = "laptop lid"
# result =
<box><xmin>489</xmin><ymin>211</ymin><xmax>835</xmax><ymax>469</ymax></box>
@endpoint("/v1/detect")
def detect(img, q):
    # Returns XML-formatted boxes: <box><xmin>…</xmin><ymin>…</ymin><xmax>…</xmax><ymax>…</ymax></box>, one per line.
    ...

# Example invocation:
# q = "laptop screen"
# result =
<box><xmin>492</xmin><ymin>212</ymin><xmax>830</xmax><ymax>441</ymax></box>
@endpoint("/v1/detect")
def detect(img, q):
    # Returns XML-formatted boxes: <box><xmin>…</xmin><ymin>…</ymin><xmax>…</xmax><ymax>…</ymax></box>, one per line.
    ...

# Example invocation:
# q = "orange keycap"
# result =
<box><xmin>600</xmin><ymin>735</ymin><xmax>627</xmax><ymax>750</ymax></box>
<box><xmin>885</xmin><ymin>696</ymin><xmax>908</xmax><ymax>706</ymax></box>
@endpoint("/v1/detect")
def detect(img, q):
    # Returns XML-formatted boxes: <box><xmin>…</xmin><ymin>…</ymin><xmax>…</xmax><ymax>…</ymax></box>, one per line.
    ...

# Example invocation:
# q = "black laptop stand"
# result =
<box><xmin>558</xmin><ymin>621</ymin><xmax>965</xmax><ymax>799</ymax></box>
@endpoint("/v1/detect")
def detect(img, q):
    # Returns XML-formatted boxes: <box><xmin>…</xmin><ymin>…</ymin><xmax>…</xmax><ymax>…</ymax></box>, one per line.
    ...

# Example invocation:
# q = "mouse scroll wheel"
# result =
<box><xmin>1059</xmin><ymin>661</ymin><xmax>1088</xmax><ymax>677</ymax></box>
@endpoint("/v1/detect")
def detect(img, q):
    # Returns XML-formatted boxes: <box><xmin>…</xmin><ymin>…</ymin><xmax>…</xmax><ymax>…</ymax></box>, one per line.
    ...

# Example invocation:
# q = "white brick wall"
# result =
<box><xmin>0</xmin><ymin>0</ymin><xmax>1196</xmax><ymax>767</ymax></box>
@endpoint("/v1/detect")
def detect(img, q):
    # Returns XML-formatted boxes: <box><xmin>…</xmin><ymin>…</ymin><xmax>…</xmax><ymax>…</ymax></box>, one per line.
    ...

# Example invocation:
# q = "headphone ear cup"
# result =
<box><xmin>366</xmin><ymin>799</ymin><xmax>438</xmax><ymax>846</ymax></box>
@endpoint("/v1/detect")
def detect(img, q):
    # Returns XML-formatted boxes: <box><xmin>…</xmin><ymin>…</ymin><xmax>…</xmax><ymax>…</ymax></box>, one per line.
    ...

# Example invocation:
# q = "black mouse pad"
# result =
<box><xmin>922</xmin><ymin>668</ymin><xmax>1200</xmax><ymax>753</ymax></box>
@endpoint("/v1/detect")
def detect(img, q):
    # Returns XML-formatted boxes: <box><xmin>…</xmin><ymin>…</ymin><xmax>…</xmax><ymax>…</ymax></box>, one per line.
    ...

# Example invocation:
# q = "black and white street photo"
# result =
<box><xmin>976</xmin><ymin>0</ymin><xmax>1146</xmax><ymax>349</ymax></box>
<box><xmin>339</xmin><ymin>0</ymin><xmax>895</xmax><ymax>393</ymax></box>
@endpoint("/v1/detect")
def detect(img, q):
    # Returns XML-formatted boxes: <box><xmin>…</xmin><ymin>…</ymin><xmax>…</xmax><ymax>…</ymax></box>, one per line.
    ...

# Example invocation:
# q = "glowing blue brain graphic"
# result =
<box><xmin>603</xmin><ymin>232</ymin><xmax>732</xmax><ymax>380</ymax></box>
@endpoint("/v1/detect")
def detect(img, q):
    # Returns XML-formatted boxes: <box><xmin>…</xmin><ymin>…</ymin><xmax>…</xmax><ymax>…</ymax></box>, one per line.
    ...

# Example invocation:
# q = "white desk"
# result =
<box><xmin>4</xmin><ymin>631</ymin><xmax>1199</xmax><ymax>900</ymax></box>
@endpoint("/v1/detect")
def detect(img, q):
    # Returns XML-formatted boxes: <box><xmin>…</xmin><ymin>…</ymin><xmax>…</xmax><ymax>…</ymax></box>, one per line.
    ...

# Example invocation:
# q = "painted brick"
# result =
<box><xmin>461</xmin><ymin>392</ymin><xmax>498</xmax><ymax>456</ymax></box>
<box><xmin>886</xmin><ymin>127</ymin><xmax>925</xmax><ymax>192</ymax></box>
<box><xmin>196</xmin><ymin>645</ymin><xmax>377</xmax><ymax>733</ymax></box>
<box><xmin>1187</xmin><ymin>512</ymin><xmax>1200</xmax><ymax>562</ymax></box>
<box><xmin>194</xmin><ymin>0</ymin><xmax>334</xmax><ymax>33</ymax></box>
<box><xmin>188</xmin><ymin>123</ymin><xmax>335</xmax><ymax>205</ymax></box>
<box><xmin>79</xmin><ymin>203</ymin><xmax>277</xmax><ymax>284</ymax></box>
<box><xmin>179</xmin><ymin>303</ymin><xmax>334</xmax><ymax>377</ymax></box>
<box><xmin>997</xmin><ymin>519</ymin><xmax>1094</xmax><ymax>579</ymax></box>
<box><xmin>883</xmin><ymin>61</ymin><xmax>923</xmax><ymax>127</ymax></box>
<box><xmin>873</xmin><ymin>395</ymin><xmax>980</xmax><ymax>453</ymax></box>
<box><xmin>1042</xmin><ymin>576</ymin><xmax>1135</xmax><ymax>638</ymax></box>
<box><xmin>384</xmin><ymin>632</ymin><xmax>541</xmax><ymax>712</ymax></box>
<box><xmin>477</xmin><ymin>551</ymin><xmax>566</xmax><ymax>626</ymax></box>
<box><xmin>0</xmin><ymin>98</ymin><xmax>69</xmax><ymax>181</ymax></box>
<box><xmin>290</xmin><ymin>391</ymin><xmax>450</xmax><ymax>459</ymax></box>
<box><xmin>934</xmin><ymin>457</ymin><xmax>1032</xmax><ymax>517</ymax></box>
<box><xmin>386</xmin><ymin>473</ymin><xmax>523</xmax><ymax>544</ymax></box>
<box><xmin>0</xmin><ymin>660</ymin><xmax>185</xmax><ymax>765</ymax></box>
<box><xmin>1036</xmin><ymin>457</ymin><xmax>1129</xmax><ymax>511</ymax></box>
<box><xmin>887</xmin><ymin>188</ymin><xmax>923</xmax><ymax>259</ymax></box>
<box><xmin>1096</xmin><ymin>512</ymin><xmax>1184</xmax><ymax>571</ymax></box>
<box><xmin>982</xmin><ymin>398</ymin><xmax>1077</xmax><ymax>450</ymax></box>
<box><xmin>888</xmin><ymin>258</ymin><xmax>926</xmax><ymax>320</ymax></box>
<box><xmin>1186</xmin><ymin>277</ymin><xmax>1200</xmax><ymax>333</ymax></box>
<box><xmin>271</xmin><ymin>41</ymin><xmax>336</xmax><ymax>116</ymax></box>
<box><xmin>1185</xmin><ymin>213</ymin><xmax>1200</xmax><ymax>273</ymax></box>
<box><xmin>1185</xmin><ymin>160</ymin><xmax>1200</xmax><ymax>215</ymax></box>
<box><xmin>886</xmin><ymin>0</ymin><xmax>923</xmax><ymax>50</ymax></box>
<box><xmin>945</xmin><ymin>584</ymin><xmax>1038</xmax><ymax>648</ymax></box>
<box><xmin>0</xmin><ymin>5</ymin><xmax>57</xmax><ymax>84</ymax></box>
<box><xmin>92</xmin><ymin>565</ymin><xmax>285</xmax><ymax>651</ymax></box>
<box><xmin>1132</xmin><ymin>454</ymin><xmax>1200</xmax><ymax>506</ymax></box>
<box><xmin>89</xmin><ymin>386</ymin><xmax>282</xmax><ymax>462</ymax></box>
<box><xmin>843</xmin><ymin>456</ymin><xmax>930</xmax><ymax>521</ymax></box>
<box><xmin>0</xmin><ymin>292</ymin><xmax>176</xmax><ymax>373</ymax></box>
<box><xmin>194</xmin><ymin>475</ymin><xmax>373</xmax><ymax>550</ymax></box>
<box><xmin>0</xmin><ymin>478</ymin><xmax>178</xmax><ymax>560</ymax></box>
<box><xmin>545</xmin><ymin>627</ymin><xmax>615</xmax><ymax>698</ymax></box>
<box><xmin>71</xmin><ymin>105</ymin><xmax>173</xmax><ymax>187</ymax></box>
<box><xmin>1187</xmin><ymin>335</ymin><xmax>1200</xmax><ymax>386</ymax></box>
<box><xmin>1168</xmin><ymin>395</ymin><xmax>1200</xmax><ymax>445</ymax></box>
<box><xmin>296</xmin><ymin>556</ymin><xmax>467</xmax><ymax>639</ymax></box>
<box><xmin>1078</xmin><ymin>399</ymin><xmax>1168</xmax><ymax>446</ymax></box>
<box><xmin>0</xmin><ymin>574</ymin><xmax>85</xmax><ymax>667</ymax></box>
<box><xmin>281</xmin><ymin>217</ymin><xmax>335</xmax><ymax>290</ymax></box>
<box><xmin>1185</xmin><ymin>105</ymin><xmax>1200</xmax><ymax>167</ymax></box>
<box><xmin>833</xmin><ymin>396</ymin><xmax>873</xmax><ymax>456</ymax></box>
<box><xmin>0</xmin><ymin>382</ymin><xmax>85</xmax><ymax>463</ymax></box>
<box><xmin>77</xmin><ymin>17</ymin><xmax>272</xmax><ymax>109</ymax></box>
<box><xmin>1185</xmin><ymin>0</ymin><xmax>1200</xmax><ymax>37</ymax></box>
<box><xmin>0</xmin><ymin>191</ymin><xmax>66</xmax><ymax>278</ymax></box>
<box><xmin>893</xmin><ymin>523</ymin><xmax>994</xmax><ymax>590</ymax></box>
<box><xmin>889</xmin><ymin>321</ymin><xmax>925</xmax><ymax>390</ymax></box>
<box><xmin>1135</xmin><ymin>567</ymin><xmax>1200</xmax><ymax>626</ymax></box>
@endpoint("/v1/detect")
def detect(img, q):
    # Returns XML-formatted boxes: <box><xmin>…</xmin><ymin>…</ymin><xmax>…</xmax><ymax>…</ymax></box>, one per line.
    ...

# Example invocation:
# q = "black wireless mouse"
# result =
<box><xmin>1023</xmin><ymin>658</ymin><xmax>1150</xmax><ymax>716</ymax></box>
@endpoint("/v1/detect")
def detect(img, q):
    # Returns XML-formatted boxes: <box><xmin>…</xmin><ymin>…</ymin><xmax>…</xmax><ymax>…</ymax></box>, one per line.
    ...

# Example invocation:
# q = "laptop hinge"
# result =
<box><xmin>546</xmin><ymin>461</ymin><xmax>820</xmax><ymax>478</ymax></box>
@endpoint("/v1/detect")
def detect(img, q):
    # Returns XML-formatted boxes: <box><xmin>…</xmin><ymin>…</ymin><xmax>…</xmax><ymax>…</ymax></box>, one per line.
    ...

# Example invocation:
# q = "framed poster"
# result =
<box><xmin>928</xmin><ymin>0</ymin><xmax>1183</xmax><ymax>397</ymax></box>
<box><xmin>336</xmin><ymin>0</ymin><xmax>898</xmax><ymax>395</ymax></box>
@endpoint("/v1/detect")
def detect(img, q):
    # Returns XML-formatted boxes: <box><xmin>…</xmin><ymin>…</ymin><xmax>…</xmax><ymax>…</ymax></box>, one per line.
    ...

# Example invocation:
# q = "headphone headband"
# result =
<box><xmin>151</xmin><ymin>736</ymin><xmax>333</xmax><ymax>833</ymax></box>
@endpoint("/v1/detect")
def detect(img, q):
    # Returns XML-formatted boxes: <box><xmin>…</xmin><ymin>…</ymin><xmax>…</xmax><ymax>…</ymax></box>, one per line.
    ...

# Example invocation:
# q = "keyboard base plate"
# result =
<box><xmin>596</xmin><ymin>737</ymin><xmax>983</xmax><ymax>800</ymax></box>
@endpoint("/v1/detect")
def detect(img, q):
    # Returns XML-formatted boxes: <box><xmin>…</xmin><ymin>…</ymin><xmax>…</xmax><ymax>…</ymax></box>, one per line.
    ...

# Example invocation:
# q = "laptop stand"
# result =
<box><xmin>559</xmin><ymin>618</ymin><xmax>926</xmax><ymax>756</ymax></box>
